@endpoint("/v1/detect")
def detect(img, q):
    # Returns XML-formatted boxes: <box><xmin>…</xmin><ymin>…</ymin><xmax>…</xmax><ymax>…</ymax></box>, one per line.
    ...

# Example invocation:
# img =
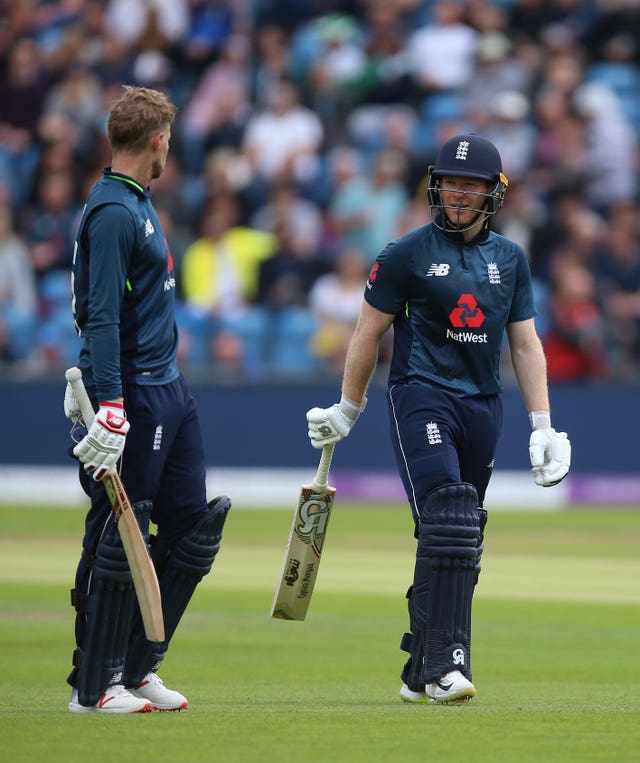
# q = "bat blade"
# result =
<box><xmin>65</xmin><ymin>366</ymin><xmax>165</xmax><ymax>643</ymax></box>
<box><xmin>102</xmin><ymin>471</ymin><xmax>165</xmax><ymax>642</ymax></box>
<box><xmin>271</xmin><ymin>445</ymin><xmax>335</xmax><ymax>621</ymax></box>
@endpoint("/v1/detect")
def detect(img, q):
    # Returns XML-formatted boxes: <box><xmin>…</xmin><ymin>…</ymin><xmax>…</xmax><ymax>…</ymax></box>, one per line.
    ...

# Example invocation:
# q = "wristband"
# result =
<box><xmin>529</xmin><ymin>410</ymin><xmax>551</xmax><ymax>431</ymax></box>
<box><xmin>339</xmin><ymin>394</ymin><xmax>364</xmax><ymax>423</ymax></box>
<box><xmin>99</xmin><ymin>401</ymin><xmax>124</xmax><ymax>410</ymax></box>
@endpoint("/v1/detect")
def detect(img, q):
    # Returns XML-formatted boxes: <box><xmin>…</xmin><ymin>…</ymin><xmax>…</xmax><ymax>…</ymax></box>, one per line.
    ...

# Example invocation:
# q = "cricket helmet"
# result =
<box><xmin>427</xmin><ymin>134</ymin><xmax>509</xmax><ymax>230</ymax></box>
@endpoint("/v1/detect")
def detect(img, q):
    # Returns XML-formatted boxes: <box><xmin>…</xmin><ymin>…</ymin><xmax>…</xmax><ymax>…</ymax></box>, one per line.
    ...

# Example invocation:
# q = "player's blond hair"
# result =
<box><xmin>107</xmin><ymin>86</ymin><xmax>177</xmax><ymax>153</ymax></box>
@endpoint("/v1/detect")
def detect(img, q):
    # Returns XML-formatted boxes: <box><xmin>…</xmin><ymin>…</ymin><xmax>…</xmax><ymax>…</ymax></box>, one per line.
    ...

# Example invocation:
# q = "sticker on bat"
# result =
<box><xmin>296</xmin><ymin>495</ymin><xmax>331</xmax><ymax>536</ymax></box>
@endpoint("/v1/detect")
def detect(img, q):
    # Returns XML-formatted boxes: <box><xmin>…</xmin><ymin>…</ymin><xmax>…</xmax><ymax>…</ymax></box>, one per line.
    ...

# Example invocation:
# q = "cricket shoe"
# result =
<box><xmin>400</xmin><ymin>683</ymin><xmax>429</xmax><ymax>703</ymax></box>
<box><xmin>426</xmin><ymin>670</ymin><xmax>476</xmax><ymax>703</ymax></box>
<box><xmin>129</xmin><ymin>672</ymin><xmax>188</xmax><ymax>711</ymax></box>
<box><xmin>69</xmin><ymin>684</ymin><xmax>153</xmax><ymax>714</ymax></box>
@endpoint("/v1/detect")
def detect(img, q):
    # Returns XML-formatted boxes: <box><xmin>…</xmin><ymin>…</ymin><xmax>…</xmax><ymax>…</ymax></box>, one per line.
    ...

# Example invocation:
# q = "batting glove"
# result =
<box><xmin>63</xmin><ymin>381</ymin><xmax>82</xmax><ymax>425</ymax></box>
<box><xmin>73</xmin><ymin>402</ymin><xmax>130</xmax><ymax>481</ymax></box>
<box><xmin>528</xmin><ymin>411</ymin><xmax>571</xmax><ymax>487</ymax></box>
<box><xmin>307</xmin><ymin>395</ymin><xmax>366</xmax><ymax>449</ymax></box>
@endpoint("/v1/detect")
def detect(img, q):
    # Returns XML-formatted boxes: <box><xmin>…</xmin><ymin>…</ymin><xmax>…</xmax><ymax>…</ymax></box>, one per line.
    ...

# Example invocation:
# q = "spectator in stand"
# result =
<box><xmin>249</xmin><ymin>24</ymin><xmax>293</xmax><ymax>107</ymax></box>
<box><xmin>187</xmin><ymin>146</ymin><xmax>253</xmax><ymax>225</ymax></box>
<box><xmin>178</xmin><ymin>193</ymin><xmax>277</xmax><ymax>365</ymax></box>
<box><xmin>328</xmin><ymin>147</ymin><xmax>409</xmax><ymax>264</ymax></box>
<box><xmin>88</xmin><ymin>33</ymin><xmax>135</xmax><ymax>88</ymax></box>
<box><xmin>340</xmin><ymin>0</ymin><xmax>411</xmax><ymax>108</ymax></box>
<box><xmin>308</xmin><ymin>246</ymin><xmax>369</xmax><ymax>372</ymax></box>
<box><xmin>103</xmin><ymin>0</ymin><xmax>189</xmax><ymax>54</ymax></box>
<box><xmin>583</xmin><ymin>31</ymin><xmax>640</xmax><ymax>130</ymax></box>
<box><xmin>0</xmin><ymin>201</ymin><xmax>38</xmax><ymax>364</ymax></box>
<box><xmin>582</xmin><ymin>2</ymin><xmax>640</xmax><ymax>68</ymax></box>
<box><xmin>250</xmin><ymin>180</ymin><xmax>324</xmax><ymax>263</ymax></box>
<box><xmin>543</xmin><ymin>256</ymin><xmax>608</xmax><ymax>382</ymax></box>
<box><xmin>530</xmin><ymin>86</ymin><xmax>586</xmax><ymax>197</ymax></box>
<box><xmin>0</xmin><ymin>37</ymin><xmax>51</xmax><ymax>213</ymax></box>
<box><xmin>241</xmin><ymin>78</ymin><xmax>324</xmax><ymax>208</ymax></box>
<box><xmin>528</xmin><ymin>186</ymin><xmax>588</xmax><ymax>283</ymax></box>
<box><xmin>255</xmin><ymin>216</ymin><xmax>326</xmax><ymax>376</ymax></box>
<box><xmin>178</xmin><ymin>0</ymin><xmax>236</xmax><ymax>82</ymax></box>
<box><xmin>36</xmin><ymin>112</ymin><xmax>87</xmax><ymax>198</ymax></box>
<box><xmin>24</xmin><ymin>170</ymin><xmax>81</xmax><ymax>292</ymax></box>
<box><xmin>291</xmin><ymin>13</ymin><xmax>367</xmax><ymax>128</ymax></box>
<box><xmin>593</xmin><ymin>207</ymin><xmax>640</xmax><ymax>380</ymax></box>
<box><xmin>178</xmin><ymin>34</ymin><xmax>252</xmax><ymax>174</ymax></box>
<box><xmin>23</xmin><ymin>168</ymin><xmax>82</xmax><ymax>369</ymax></box>
<box><xmin>42</xmin><ymin>64</ymin><xmax>104</xmax><ymax>162</ymax></box>
<box><xmin>464</xmin><ymin>32</ymin><xmax>535</xmax><ymax>129</ymax></box>
<box><xmin>483</xmin><ymin>90</ymin><xmax>537</xmax><ymax>183</ymax></box>
<box><xmin>573</xmin><ymin>81</ymin><xmax>638</xmax><ymax>213</ymax></box>
<box><xmin>257</xmin><ymin>213</ymin><xmax>327</xmax><ymax>311</ymax></box>
<box><xmin>405</xmin><ymin>0</ymin><xmax>477</xmax><ymax>102</ymax></box>
<box><xmin>540</xmin><ymin>43</ymin><xmax>585</xmax><ymax>100</ymax></box>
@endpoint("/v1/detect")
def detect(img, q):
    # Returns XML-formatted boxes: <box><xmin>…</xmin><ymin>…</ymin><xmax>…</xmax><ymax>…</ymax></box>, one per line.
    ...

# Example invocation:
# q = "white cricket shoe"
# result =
<box><xmin>129</xmin><ymin>672</ymin><xmax>188</xmax><ymax>711</ymax></box>
<box><xmin>69</xmin><ymin>684</ymin><xmax>153</xmax><ymax>713</ymax></box>
<box><xmin>425</xmin><ymin>670</ymin><xmax>476</xmax><ymax>703</ymax></box>
<box><xmin>400</xmin><ymin>683</ymin><xmax>429</xmax><ymax>703</ymax></box>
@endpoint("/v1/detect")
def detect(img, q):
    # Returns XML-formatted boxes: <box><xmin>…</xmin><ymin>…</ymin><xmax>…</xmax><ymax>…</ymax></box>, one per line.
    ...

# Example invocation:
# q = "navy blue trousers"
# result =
<box><xmin>81</xmin><ymin>373</ymin><xmax>209</xmax><ymax>554</ymax></box>
<box><xmin>387</xmin><ymin>384</ymin><xmax>502</xmax><ymax>522</ymax></box>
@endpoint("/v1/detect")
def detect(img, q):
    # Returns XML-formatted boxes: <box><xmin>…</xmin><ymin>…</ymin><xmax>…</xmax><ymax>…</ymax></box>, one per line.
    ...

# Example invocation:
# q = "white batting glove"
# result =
<box><xmin>528</xmin><ymin>411</ymin><xmax>571</xmax><ymax>487</ymax></box>
<box><xmin>63</xmin><ymin>382</ymin><xmax>82</xmax><ymax>424</ymax></box>
<box><xmin>307</xmin><ymin>395</ymin><xmax>366</xmax><ymax>449</ymax></box>
<box><xmin>73</xmin><ymin>402</ymin><xmax>130</xmax><ymax>481</ymax></box>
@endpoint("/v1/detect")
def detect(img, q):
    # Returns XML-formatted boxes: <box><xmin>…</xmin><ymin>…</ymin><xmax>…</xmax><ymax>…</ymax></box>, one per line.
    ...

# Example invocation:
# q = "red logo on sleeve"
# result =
<box><xmin>165</xmin><ymin>238</ymin><xmax>174</xmax><ymax>273</ymax></box>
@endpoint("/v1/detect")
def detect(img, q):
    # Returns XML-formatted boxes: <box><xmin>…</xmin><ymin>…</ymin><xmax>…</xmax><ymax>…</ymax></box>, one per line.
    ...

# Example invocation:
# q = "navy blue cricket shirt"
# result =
<box><xmin>71</xmin><ymin>169</ymin><xmax>179</xmax><ymax>401</ymax></box>
<box><xmin>365</xmin><ymin>221</ymin><xmax>536</xmax><ymax>397</ymax></box>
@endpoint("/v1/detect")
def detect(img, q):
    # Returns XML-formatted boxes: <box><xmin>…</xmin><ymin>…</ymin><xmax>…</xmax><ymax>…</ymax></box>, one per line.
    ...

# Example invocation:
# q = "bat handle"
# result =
<box><xmin>65</xmin><ymin>366</ymin><xmax>96</xmax><ymax>428</ymax></box>
<box><xmin>313</xmin><ymin>444</ymin><xmax>335</xmax><ymax>490</ymax></box>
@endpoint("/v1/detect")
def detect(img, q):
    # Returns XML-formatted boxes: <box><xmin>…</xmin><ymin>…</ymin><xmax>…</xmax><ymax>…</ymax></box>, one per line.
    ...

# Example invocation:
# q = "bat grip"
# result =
<box><xmin>313</xmin><ymin>444</ymin><xmax>335</xmax><ymax>490</ymax></box>
<box><xmin>65</xmin><ymin>366</ymin><xmax>96</xmax><ymax>428</ymax></box>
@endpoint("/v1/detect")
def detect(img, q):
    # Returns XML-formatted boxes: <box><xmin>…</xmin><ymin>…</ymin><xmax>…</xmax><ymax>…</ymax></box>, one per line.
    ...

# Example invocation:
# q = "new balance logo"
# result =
<box><xmin>144</xmin><ymin>218</ymin><xmax>155</xmax><ymax>237</ymax></box>
<box><xmin>487</xmin><ymin>262</ymin><xmax>501</xmax><ymax>284</ymax></box>
<box><xmin>455</xmin><ymin>141</ymin><xmax>470</xmax><ymax>160</ymax></box>
<box><xmin>426</xmin><ymin>263</ymin><xmax>450</xmax><ymax>277</ymax></box>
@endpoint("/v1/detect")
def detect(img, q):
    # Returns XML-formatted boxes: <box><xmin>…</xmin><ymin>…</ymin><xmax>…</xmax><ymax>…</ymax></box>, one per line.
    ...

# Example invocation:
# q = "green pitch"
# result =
<box><xmin>1</xmin><ymin>503</ymin><xmax>639</xmax><ymax>763</ymax></box>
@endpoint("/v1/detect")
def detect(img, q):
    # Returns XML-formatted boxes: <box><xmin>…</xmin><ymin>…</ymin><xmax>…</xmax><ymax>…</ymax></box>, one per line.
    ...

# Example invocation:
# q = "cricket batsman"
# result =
<box><xmin>64</xmin><ymin>86</ymin><xmax>230</xmax><ymax>713</ymax></box>
<box><xmin>306</xmin><ymin>134</ymin><xmax>571</xmax><ymax>703</ymax></box>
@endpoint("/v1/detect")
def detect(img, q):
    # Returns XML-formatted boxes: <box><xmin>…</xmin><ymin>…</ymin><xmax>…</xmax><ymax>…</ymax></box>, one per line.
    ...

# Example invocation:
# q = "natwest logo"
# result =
<box><xmin>449</xmin><ymin>293</ymin><xmax>485</xmax><ymax>328</ymax></box>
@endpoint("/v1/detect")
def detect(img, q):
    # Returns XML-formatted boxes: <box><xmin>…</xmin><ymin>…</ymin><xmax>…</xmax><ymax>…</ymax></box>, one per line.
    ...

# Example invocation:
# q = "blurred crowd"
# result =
<box><xmin>1</xmin><ymin>0</ymin><xmax>640</xmax><ymax>384</ymax></box>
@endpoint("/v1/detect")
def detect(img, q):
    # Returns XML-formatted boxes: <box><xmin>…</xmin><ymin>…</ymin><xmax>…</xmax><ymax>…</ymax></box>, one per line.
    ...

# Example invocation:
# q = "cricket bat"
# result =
<box><xmin>271</xmin><ymin>444</ymin><xmax>336</xmax><ymax>621</ymax></box>
<box><xmin>65</xmin><ymin>367</ymin><xmax>165</xmax><ymax>643</ymax></box>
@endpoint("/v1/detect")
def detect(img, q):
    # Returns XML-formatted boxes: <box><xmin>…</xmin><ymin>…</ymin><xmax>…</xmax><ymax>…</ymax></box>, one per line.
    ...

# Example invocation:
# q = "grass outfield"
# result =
<box><xmin>0</xmin><ymin>503</ymin><xmax>638</xmax><ymax>763</ymax></box>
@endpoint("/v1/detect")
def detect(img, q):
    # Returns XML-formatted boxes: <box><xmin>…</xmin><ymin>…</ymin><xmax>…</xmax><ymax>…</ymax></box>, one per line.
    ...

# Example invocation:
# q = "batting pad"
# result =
<box><xmin>417</xmin><ymin>482</ymin><xmax>479</xmax><ymax>684</ymax></box>
<box><xmin>74</xmin><ymin>500</ymin><xmax>153</xmax><ymax>706</ymax></box>
<box><xmin>124</xmin><ymin>496</ymin><xmax>231</xmax><ymax>686</ymax></box>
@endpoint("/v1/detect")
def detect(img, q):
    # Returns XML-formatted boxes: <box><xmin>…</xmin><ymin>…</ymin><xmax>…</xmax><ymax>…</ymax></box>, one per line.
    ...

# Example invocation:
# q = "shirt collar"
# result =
<box><xmin>434</xmin><ymin>213</ymin><xmax>491</xmax><ymax>244</ymax></box>
<box><xmin>103</xmin><ymin>167</ymin><xmax>151</xmax><ymax>198</ymax></box>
